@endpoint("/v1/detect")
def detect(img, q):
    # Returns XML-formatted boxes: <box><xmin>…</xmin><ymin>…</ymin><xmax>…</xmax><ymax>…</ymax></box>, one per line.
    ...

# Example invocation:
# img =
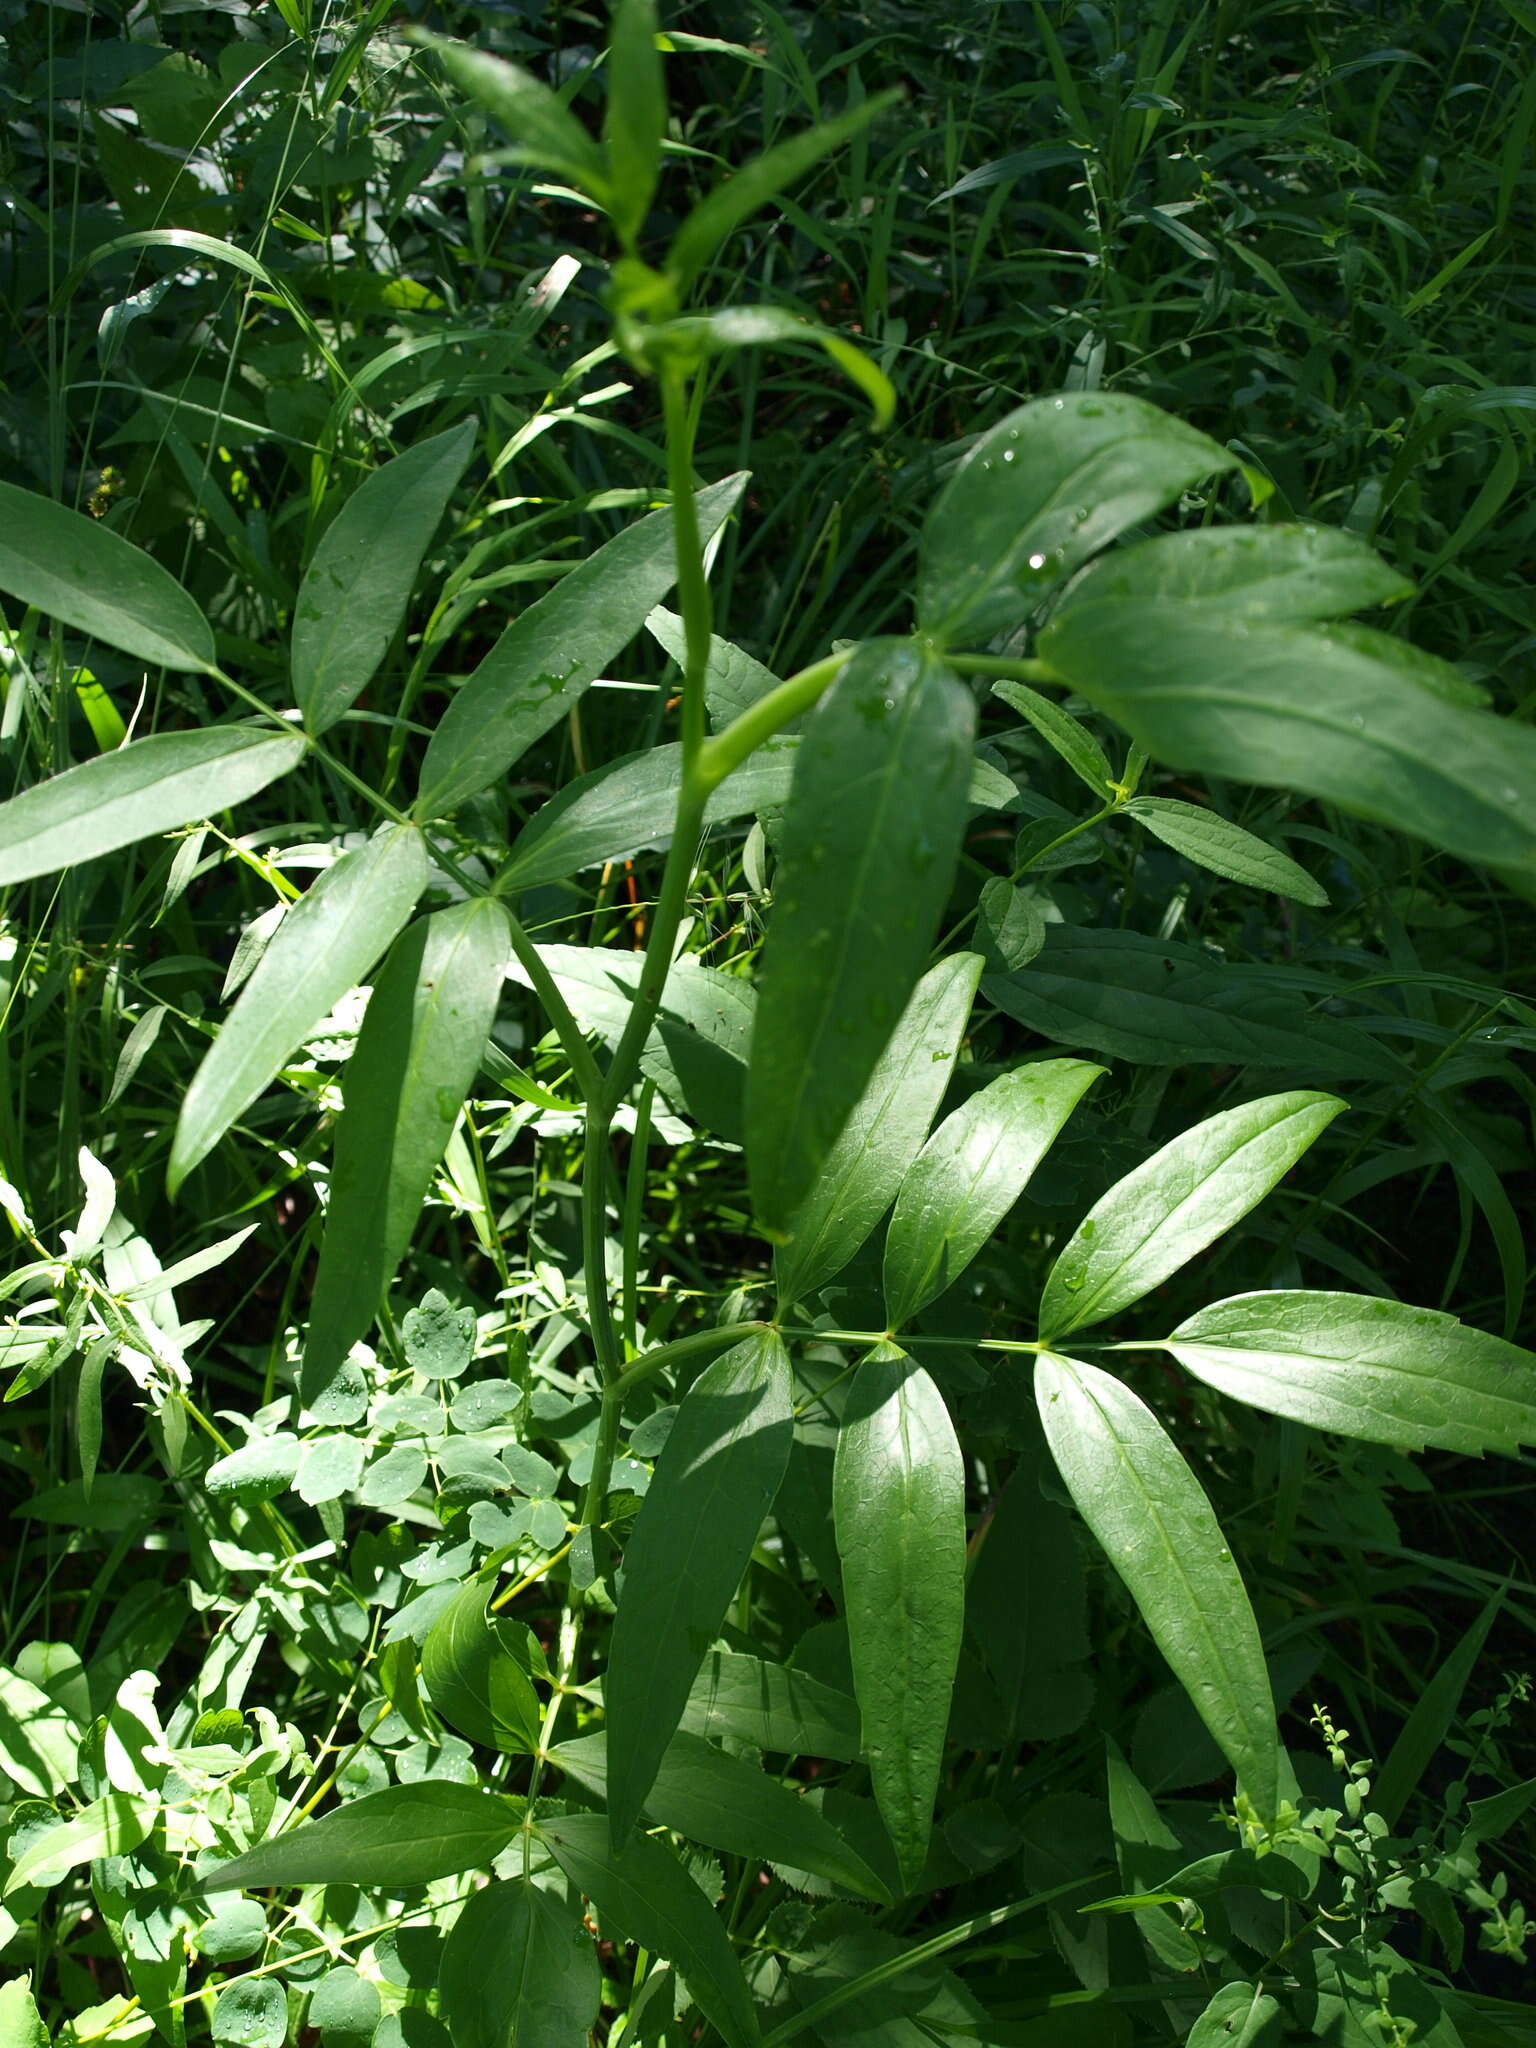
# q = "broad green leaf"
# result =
<box><xmin>662</xmin><ymin>307</ymin><xmax>895</xmax><ymax>429</ymax></box>
<box><xmin>501</xmin><ymin>736</ymin><xmax>797</xmax><ymax>893</ymax></box>
<box><xmin>293</xmin><ymin>422</ymin><xmax>475</xmax><ymax>736</ymax></box>
<box><xmin>1125</xmin><ymin>797</ymin><xmax>1328</xmax><ymax>905</ymax></box>
<box><xmin>552</xmin><ymin>1730</ymin><xmax>889</xmax><ymax>1900</ymax></box>
<box><xmin>679</xmin><ymin>1651</ymin><xmax>861</xmax><ymax>1761</ymax></box>
<box><xmin>1038</xmin><ymin>1090</ymin><xmax>1343</xmax><ymax>1342</ymax></box>
<box><xmin>1316</xmin><ymin>620</ymin><xmax>1489</xmax><ymax>707</ymax></box>
<box><xmin>203</xmin><ymin>1784</ymin><xmax>523</xmax><ymax>1892</ymax></box>
<box><xmin>646</xmin><ymin>605</ymin><xmax>782</xmax><ymax>729</ymax></box>
<box><xmin>1374</xmin><ymin>1591</ymin><xmax>1502</xmax><ymax>1829</ymax></box>
<box><xmin>169</xmin><ymin>825</ymin><xmax>429</xmax><ymax>1193</ymax></box>
<box><xmin>983</xmin><ymin>927</ymin><xmax>1397</xmax><ymax>1080</ymax></box>
<box><xmin>1057</xmin><ymin>523</ymin><xmax>1412</xmax><ymax>623</ymax></box>
<box><xmin>421</xmin><ymin>1576</ymin><xmax>541</xmax><ymax>1755</ymax></box>
<box><xmin>416</xmin><ymin>35</ymin><xmax>610</xmax><ymax>195</ymax></box>
<box><xmin>439</xmin><ymin>1878</ymin><xmax>598</xmax><ymax>2048</ymax></box>
<box><xmin>884</xmin><ymin>1061</ymin><xmax>1103</xmax><ymax>1328</ymax></box>
<box><xmin>538</xmin><ymin>1812</ymin><xmax>760</xmax><ymax>2048</ymax></box>
<box><xmin>1040</xmin><ymin>601</ymin><xmax>1536</xmax><ymax>875</ymax></box>
<box><xmin>0</xmin><ymin>481</ymin><xmax>216</xmax><ymax>673</ymax></box>
<box><xmin>746</xmin><ymin>640</ymin><xmax>974</xmax><ymax>1238</ymax></box>
<box><xmin>0</xmin><ymin>1665</ymin><xmax>81</xmax><ymax>1797</ymax></box>
<box><xmin>992</xmin><ymin>679</ymin><xmax>1113</xmax><ymax>796</ymax></box>
<box><xmin>1165</xmin><ymin>1291</ymin><xmax>1536</xmax><ymax>1456</ymax></box>
<box><xmin>605</xmin><ymin>0</ymin><xmax>664</xmax><ymax>245</ymax></box>
<box><xmin>416</xmin><ymin>475</ymin><xmax>745</xmax><ymax>820</ymax></box>
<box><xmin>0</xmin><ymin>729</ymin><xmax>303</xmax><ymax>887</ymax></box>
<box><xmin>1035</xmin><ymin>1353</ymin><xmax>1278</xmax><ymax>1820</ymax></box>
<box><xmin>4</xmin><ymin>1792</ymin><xmax>155</xmax><ymax>1895</ymax></box>
<box><xmin>976</xmin><ymin>877</ymin><xmax>1046</xmax><ymax>972</ymax></box>
<box><xmin>667</xmin><ymin>94</ymin><xmax>901</xmax><ymax>290</ymax></box>
<box><xmin>774</xmin><ymin>954</ymin><xmax>981</xmax><ymax>1308</ymax></box>
<box><xmin>833</xmin><ymin>1345</ymin><xmax>965</xmax><ymax>1889</ymax></box>
<box><xmin>204</xmin><ymin>1432</ymin><xmax>300</xmax><ymax>1502</ymax></box>
<box><xmin>211</xmin><ymin>1981</ymin><xmax>284</xmax><ymax>2048</ymax></box>
<box><xmin>0</xmin><ymin>1978</ymin><xmax>47</xmax><ymax>2048</ymax></box>
<box><xmin>301</xmin><ymin>900</ymin><xmax>509</xmax><ymax>1399</ymax></box>
<box><xmin>605</xmin><ymin>1331</ymin><xmax>793</xmax><ymax>1842</ymax></box>
<box><xmin>1188</xmin><ymin>1982</ymin><xmax>1283</xmax><ymax>2047</ymax></box>
<box><xmin>918</xmin><ymin>394</ymin><xmax>1241</xmax><ymax>645</ymax></box>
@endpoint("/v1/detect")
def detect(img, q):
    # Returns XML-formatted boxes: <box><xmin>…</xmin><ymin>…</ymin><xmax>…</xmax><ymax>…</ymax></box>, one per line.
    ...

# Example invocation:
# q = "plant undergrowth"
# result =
<box><xmin>1</xmin><ymin>2</ymin><xmax>1536</xmax><ymax>2044</ymax></box>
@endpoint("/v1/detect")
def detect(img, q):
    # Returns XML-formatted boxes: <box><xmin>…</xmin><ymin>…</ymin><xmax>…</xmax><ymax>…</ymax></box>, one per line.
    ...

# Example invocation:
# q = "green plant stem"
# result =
<box><xmin>662</xmin><ymin>363</ymin><xmax>711</xmax><ymax>775</ymax></box>
<box><xmin>502</xmin><ymin>902</ymin><xmax>603</xmax><ymax>1103</ymax></box>
<box><xmin>947</xmin><ymin>652</ymin><xmax>1065</xmax><ymax>685</ymax></box>
<box><xmin>609</xmin><ymin>1318</ymin><xmax>767</xmax><ymax>1401</ymax></box>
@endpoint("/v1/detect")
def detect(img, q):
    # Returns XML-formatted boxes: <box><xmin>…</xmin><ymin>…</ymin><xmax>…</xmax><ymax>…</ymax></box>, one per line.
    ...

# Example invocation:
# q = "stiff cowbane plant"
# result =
<box><xmin>1</xmin><ymin>5</ymin><xmax>1535</xmax><ymax>2044</ymax></box>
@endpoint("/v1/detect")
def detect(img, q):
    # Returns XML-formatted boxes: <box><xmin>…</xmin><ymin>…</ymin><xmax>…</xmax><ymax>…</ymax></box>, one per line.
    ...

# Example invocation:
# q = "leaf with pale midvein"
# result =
<box><xmin>0</xmin><ymin>729</ymin><xmax>303</xmax><ymax>886</ymax></box>
<box><xmin>301</xmin><ymin>899</ymin><xmax>509</xmax><ymax>1399</ymax></box>
<box><xmin>421</xmin><ymin>1574</ymin><xmax>541</xmax><ymax>1755</ymax></box>
<box><xmin>438</xmin><ymin>1877</ymin><xmax>599</xmax><ymax>2048</ymax></box>
<box><xmin>1125</xmin><ymin>798</ymin><xmax>1328</xmax><ymax>905</ymax></box>
<box><xmin>1055</xmin><ymin>523</ymin><xmax>1412</xmax><ymax>624</ymax></box>
<box><xmin>202</xmin><ymin>1783</ymin><xmax>523</xmax><ymax>1892</ymax></box>
<box><xmin>293</xmin><ymin>422</ymin><xmax>475</xmax><ymax>735</ymax></box>
<box><xmin>774</xmin><ymin>954</ymin><xmax>981</xmax><ymax>1308</ymax></box>
<box><xmin>1035</xmin><ymin>1352</ymin><xmax>1277</xmax><ymax>1820</ymax></box>
<box><xmin>1166</xmin><ymin>1291</ymin><xmax>1536</xmax><ymax>1456</ymax></box>
<box><xmin>538</xmin><ymin>1812</ymin><xmax>760</xmax><ymax>2048</ymax></box>
<box><xmin>1038</xmin><ymin>1091</ymin><xmax>1344</xmax><ymax>1342</ymax></box>
<box><xmin>834</xmin><ymin>1344</ymin><xmax>965</xmax><ymax>1889</ymax></box>
<box><xmin>883</xmin><ymin>1059</ymin><xmax>1104</xmax><ymax>1328</ymax></box>
<box><xmin>746</xmin><ymin>639</ymin><xmax>974</xmax><ymax>1239</ymax></box>
<box><xmin>992</xmin><ymin>678</ymin><xmax>1113</xmax><ymax>796</ymax></box>
<box><xmin>416</xmin><ymin>475</ymin><xmax>746</xmax><ymax>820</ymax></box>
<box><xmin>0</xmin><ymin>480</ymin><xmax>216</xmax><ymax>672</ymax></box>
<box><xmin>605</xmin><ymin>1331</ymin><xmax>793</xmax><ymax>1843</ymax></box>
<box><xmin>168</xmin><ymin>825</ymin><xmax>429</xmax><ymax>1193</ymax></box>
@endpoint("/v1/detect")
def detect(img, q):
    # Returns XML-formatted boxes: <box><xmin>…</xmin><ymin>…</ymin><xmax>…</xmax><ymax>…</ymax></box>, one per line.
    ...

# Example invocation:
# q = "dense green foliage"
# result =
<box><xmin>2</xmin><ymin>2</ymin><xmax>1536</xmax><ymax>2044</ymax></box>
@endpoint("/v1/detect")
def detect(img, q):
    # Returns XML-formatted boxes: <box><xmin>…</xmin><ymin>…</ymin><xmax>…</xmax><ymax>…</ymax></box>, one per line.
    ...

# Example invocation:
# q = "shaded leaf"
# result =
<box><xmin>1126</xmin><ymin>798</ymin><xmax>1328</xmax><ymax>905</ymax></box>
<box><xmin>417</xmin><ymin>35</ymin><xmax>609</xmax><ymax>194</ymax></box>
<box><xmin>679</xmin><ymin>1651</ymin><xmax>861</xmax><ymax>1761</ymax></box>
<box><xmin>422</xmin><ymin>1576</ymin><xmax>541</xmax><ymax>1755</ymax></box>
<box><xmin>439</xmin><ymin>1878</ymin><xmax>598</xmax><ymax>2048</ymax></box>
<box><xmin>203</xmin><ymin>1784</ymin><xmax>523</xmax><ymax>1892</ymax></box>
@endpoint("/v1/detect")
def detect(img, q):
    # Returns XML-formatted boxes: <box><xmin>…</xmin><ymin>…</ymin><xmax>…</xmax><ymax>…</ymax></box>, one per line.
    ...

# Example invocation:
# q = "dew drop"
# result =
<box><xmin>1502</xmin><ymin>785</ymin><xmax>1520</xmax><ymax>804</ymax></box>
<box><xmin>1027</xmin><ymin>552</ymin><xmax>1048</xmax><ymax>571</ymax></box>
<box><xmin>1349</xmin><ymin>714</ymin><xmax>1365</xmax><ymax>729</ymax></box>
<box><xmin>1001</xmin><ymin>447</ymin><xmax>1015</xmax><ymax>462</ymax></box>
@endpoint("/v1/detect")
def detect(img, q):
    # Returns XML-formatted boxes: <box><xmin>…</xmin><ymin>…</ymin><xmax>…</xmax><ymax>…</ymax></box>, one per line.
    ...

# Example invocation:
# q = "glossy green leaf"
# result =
<box><xmin>605</xmin><ymin>0</ymin><xmax>664</xmax><ymax>245</ymax></box>
<box><xmin>679</xmin><ymin>1650</ymin><xmax>861</xmax><ymax>1761</ymax></box>
<box><xmin>293</xmin><ymin>422</ymin><xmax>475</xmax><ymax>736</ymax></box>
<box><xmin>0</xmin><ymin>729</ymin><xmax>303</xmax><ymax>887</ymax></box>
<box><xmin>884</xmin><ymin>1060</ymin><xmax>1103</xmax><ymax>1328</ymax></box>
<box><xmin>416</xmin><ymin>35</ymin><xmax>610</xmax><ymax>195</ymax></box>
<box><xmin>773</xmin><ymin>954</ymin><xmax>981</xmax><ymax>1307</ymax></box>
<box><xmin>1038</xmin><ymin>1091</ymin><xmax>1343</xmax><ymax>1342</ymax></box>
<box><xmin>421</xmin><ymin>1576</ymin><xmax>541</xmax><ymax>1755</ymax></box>
<box><xmin>1316</xmin><ymin>620</ymin><xmax>1489</xmax><ymax>707</ymax></box>
<box><xmin>1125</xmin><ymin>798</ymin><xmax>1328</xmax><ymax>905</ymax></box>
<box><xmin>663</xmin><ymin>307</ymin><xmax>895</xmax><ymax>428</ymax></box>
<box><xmin>0</xmin><ymin>1978</ymin><xmax>47</xmax><ymax>2048</ymax></box>
<box><xmin>1035</xmin><ymin>1353</ymin><xmax>1278</xmax><ymax>1820</ymax></box>
<box><xmin>667</xmin><ymin>93</ymin><xmax>901</xmax><ymax>290</ymax></box>
<box><xmin>605</xmin><ymin>1331</ymin><xmax>793</xmax><ymax>1842</ymax></box>
<box><xmin>1040</xmin><ymin>602</ymin><xmax>1536</xmax><ymax>876</ymax></box>
<box><xmin>833</xmin><ymin>1345</ymin><xmax>965</xmax><ymax>1889</ymax></box>
<box><xmin>1057</xmin><ymin>523</ymin><xmax>1412</xmax><ymax>623</ymax></box>
<box><xmin>1188</xmin><ymin>1982</ymin><xmax>1284</xmax><ymax>2047</ymax></box>
<box><xmin>169</xmin><ymin>825</ymin><xmax>428</xmax><ymax>1193</ymax></box>
<box><xmin>4</xmin><ymin>1793</ymin><xmax>155</xmax><ymax>1894</ymax></box>
<box><xmin>302</xmin><ymin>899</ymin><xmax>509</xmax><ymax>1399</ymax></box>
<box><xmin>918</xmin><ymin>393</ymin><xmax>1241</xmax><ymax>645</ymax></box>
<box><xmin>552</xmin><ymin>1730</ymin><xmax>889</xmax><ymax>1900</ymax></box>
<box><xmin>502</xmin><ymin>737</ymin><xmax>796</xmax><ymax>893</ymax></box>
<box><xmin>983</xmin><ymin>927</ymin><xmax>1396</xmax><ymax>1079</ymax></box>
<box><xmin>746</xmin><ymin>639</ymin><xmax>974</xmax><ymax>1238</ymax></box>
<box><xmin>537</xmin><ymin>1812</ymin><xmax>760</xmax><ymax>2048</ymax></box>
<box><xmin>416</xmin><ymin>475</ymin><xmax>745</xmax><ymax>820</ymax></box>
<box><xmin>0</xmin><ymin>480</ymin><xmax>216</xmax><ymax>672</ymax></box>
<box><xmin>439</xmin><ymin>1878</ymin><xmax>598</xmax><ymax>2048</ymax></box>
<box><xmin>992</xmin><ymin>679</ymin><xmax>1113</xmax><ymax>796</ymax></box>
<box><xmin>1166</xmin><ymin>1291</ymin><xmax>1536</xmax><ymax>1456</ymax></box>
<box><xmin>203</xmin><ymin>1784</ymin><xmax>523</xmax><ymax>1892</ymax></box>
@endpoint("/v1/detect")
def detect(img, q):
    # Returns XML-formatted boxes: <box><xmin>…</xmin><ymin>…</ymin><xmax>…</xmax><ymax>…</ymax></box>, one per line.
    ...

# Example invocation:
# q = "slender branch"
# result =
<box><xmin>947</xmin><ymin>652</ymin><xmax>1066</xmax><ymax>685</ymax></box>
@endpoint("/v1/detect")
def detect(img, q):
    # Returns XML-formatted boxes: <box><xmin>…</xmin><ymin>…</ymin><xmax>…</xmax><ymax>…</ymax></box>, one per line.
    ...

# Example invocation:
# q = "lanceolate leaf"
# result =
<box><xmin>833</xmin><ymin>1345</ymin><xmax>965</xmax><ymax>1889</ymax></box>
<box><xmin>203</xmin><ymin>1784</ymin><xmax>522</xmax><ymax>1892</ymax></box>
<box><xmin>646</xmin><ymin>605</ymin><xmax>781</xmax><ymax>729</ymax></box>
<box><xmin>918</xmin><ymin>393</ymin><xmax>1242</xmax><ymax>645</ymax></box>
<box><xmin>605</xmin><ymin>1331</ymin><xmax>793</xmax><ymax>1842</ymax></box>
<box><xmin>415</xmin><ymin>475</ymin><xmax>746</xmax><ymax>820</ymax></box>
<box><xmin>0</xmin><ymin>480</ymin><xmax>216</xmax><ymax>673</ymax></box>
<box><xmin>551</xmin><ymin>1730</ymin><xmax>890</xmax><ymax>1900</ymax></box>
<box><xmin>417</xmin><ymin>35</ymin><xmax>611</xmax><ymax>196</ymax></box>
<box><xmin>302</xmin><ymin>899</ymin><xmax>509</xmax><ymax>1399</ymax></box>
<box><xmin>1040</xmin><ymin>602</ymin><xmax>1536</xmax><ymax>875</ymax></box>
<box><xmin>168</xmin><ymin>825</ymin><xmax>429</xmax><ymax>1193</ymax></box>
<box><xmin>679</xmin><ymin>1651</ymin><xmax>862</xmax><ymax>1761</ymax></box>
<box><xmin>1056</xmin><ymin>523</ymin><xmax>1412</xmax><ymax>623</ymax></box>
<box><xmin>3</xmin><ymin>1792</ymin><xmax>155</xmax><ymax>1894</ymax></box>
<box><xmin>537</xmin><ymin>1812</ymin><xmax>761</xmax><ymax>2048</ymax></box>
<box><xmin>774</xmin><ymin>954</ymin><xmax>981</xmax><ymax>1309</ymax></box>
<box><xmin>1037</xmin><ymin>1091</ymin><xmax>1345</xmax><ymax>1342</ymax></box>
<box><xmin>1165</xmin><ymin>1292</ymin><xmax>1536</xmax><ymax>1456</ymax></box>
<box><xmin>992</xmin><ymin>678</ymin><xmax>1113</xmax><ymax>796</ymax></box>
<box><xmin>1035</xmin><ymin>1353</ymin><xmax>1278</xmax><ymax>1820</ymax></box>
<box><xmin>1125</xmin><ymin>798</ymin><xmax>1328</xmax><ymax>906</ymax></box>
<box><xmin>604</xmin><ymin>0</ymin><xmax>664</xmax><ymax>244</ymax></box>
<box><xmin>883</xmin><ymin>1059</ymin><xmax>1104</xmax><ymax>1328</ymax></box>
<box><xmin>293</xmin><ymin>421</ymin><xmax>475</xmax><ymax>736</ymax></box>
<box><xmin>439</xmin><ymin>1878</ymin><xmax>598</xmax><ymax>2048</ymax></box>
<box><xmin>421</xmin><ymin>1575</ymin><xmax>541</xmax><ymax>1755</ymax></box>
<box><xmin>0</xmin><ymin>729</ymin><xmax>304</xmax><ymax>887</ymax></box>
<box><xmin>746</xmin><ymin>639</ymin><xmax>974</xmax><ymax>1238</ymax></box>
